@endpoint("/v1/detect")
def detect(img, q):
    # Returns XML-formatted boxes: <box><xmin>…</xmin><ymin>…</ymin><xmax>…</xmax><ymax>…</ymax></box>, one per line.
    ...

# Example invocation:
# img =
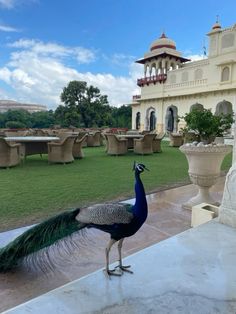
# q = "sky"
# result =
<box><xmin>0</xmin><ymin>0</ymin><xmax>235</xmax><ymax>110</ymax></box>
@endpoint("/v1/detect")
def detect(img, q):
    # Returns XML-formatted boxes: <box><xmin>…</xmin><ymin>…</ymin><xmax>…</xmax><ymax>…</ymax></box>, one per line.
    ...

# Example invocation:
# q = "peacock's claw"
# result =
<box><xmin>115</xmin><ymin>264</ymin><xmax>133</xmax><ymax>274</ymax></box>
<box><xmin>104</xmin><ymin>268</ymin><xmax>123</xmax><ymax>278</ymax></box>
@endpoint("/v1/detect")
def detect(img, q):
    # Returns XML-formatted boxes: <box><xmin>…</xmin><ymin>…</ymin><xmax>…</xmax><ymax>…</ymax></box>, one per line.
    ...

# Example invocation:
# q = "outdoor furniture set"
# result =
<box><xmin>0</xmin><ymin>131</ymin><xmax>89</xmax><ymax>167</ymax></box>
<box><xmin>104</xmin><ymin>132</ymin><xmax>166</xmax><ymax>156</ymax></box>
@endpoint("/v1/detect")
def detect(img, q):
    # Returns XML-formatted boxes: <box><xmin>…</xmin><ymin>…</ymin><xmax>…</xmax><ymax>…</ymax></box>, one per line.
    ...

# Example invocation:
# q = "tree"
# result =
<box><xmin>54</xmin><ymin>105</ymin><xmax>81</xmax><ymax>127</ymax></box>
<box><xmin>60</xmin><ymin>81</ymin><xmax>111</xmax><ymax>128</ymax></box>
<box><xmin>111</xmin><ymin>105</ymin><xmax>132</xmax><ymax>128</ymax></box>
<box><xmin>31</xmin><ymin>110</ymin><xmax>55</xmax><ymax>128</ymax></box>
<box><xmin>183</xmin><ymin>108</ymin><xmax>234</xmax><ymax>142</ymax></box>
<box><xmin>3</xmin><ymin>109</ymin><xmax>32</xmax><ymax>128</ymax></box>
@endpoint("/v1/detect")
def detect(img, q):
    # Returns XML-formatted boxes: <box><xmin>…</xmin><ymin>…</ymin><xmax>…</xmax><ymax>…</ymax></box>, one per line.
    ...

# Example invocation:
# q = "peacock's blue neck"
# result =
<box><xmin>133</xmin><ymin>172</ymin><xmax>148</xmax><ymax>222</ymax></box>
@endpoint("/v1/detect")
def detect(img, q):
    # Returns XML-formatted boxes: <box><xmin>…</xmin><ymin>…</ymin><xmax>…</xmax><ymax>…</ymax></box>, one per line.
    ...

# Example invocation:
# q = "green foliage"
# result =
<box><xmin>31</xmin><ymin>110</ymin><xmax>55</xmax><ymax>128</ymax></box>
<box><xmin>4</xmin><ymin>109</ymin><xmax>32</xmax><ymax>128</ymax></box>
<box><xmin>60</xmin><ymin>80</ymin><xmax>111</xmax><ymax>128</ymax></box>
<box><xmin>214</xmin><ymin>113</ymin><xmax>234</xmax><ymax>137</ymax></box>
<box><xmin>112</xmin><ymin>105</ymin><xmax>132</xmax><ymax>128</ymax></box>
<box><xmin>183</xmin><ymin>108</ymin><xmax>234</xmax><ymax>142</ymax></box>
<box><xmin>0</xmin><ymin>109</ymin><xmax>55</xmax><ymax>128</ymax></box>
<box><xmin>5</xmin><ymin>120</ymin><xmax>26</xmax><ymax>129</ymax></box>
<box><xmin>0</xmin><ymin>81</ymin><xmax>131</xmax><ymax>129</ymax></box>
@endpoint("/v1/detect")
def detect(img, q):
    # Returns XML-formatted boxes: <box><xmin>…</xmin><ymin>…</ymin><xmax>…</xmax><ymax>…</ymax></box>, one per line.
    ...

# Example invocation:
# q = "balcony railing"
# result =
<box><xmin>132</xmin><ymin>95</ymin><xmax>141</xmax><ymax>101</ymax></box>
<box><xmin>137</xmin><ymin>74</ymin><xmax>167</xmax><ymax>87</ymax></box>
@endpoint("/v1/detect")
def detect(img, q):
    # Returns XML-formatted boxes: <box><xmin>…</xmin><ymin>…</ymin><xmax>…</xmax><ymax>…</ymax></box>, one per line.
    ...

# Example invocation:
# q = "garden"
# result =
<box><xmin>0</xmin><ymin>141</ymin><xmax>232</xmax><ymax>232</ymax></box>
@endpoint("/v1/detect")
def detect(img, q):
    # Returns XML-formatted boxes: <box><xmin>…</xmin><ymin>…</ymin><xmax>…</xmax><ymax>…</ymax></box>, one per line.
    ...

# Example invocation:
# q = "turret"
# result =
<box><xmin>135</xmin><ymin>32</ymin><xmax>190</xmax><ymax>87</ymax></box>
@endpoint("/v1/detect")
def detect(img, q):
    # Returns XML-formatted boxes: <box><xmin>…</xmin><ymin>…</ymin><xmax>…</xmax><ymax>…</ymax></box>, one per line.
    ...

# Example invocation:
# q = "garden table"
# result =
<box><xmin>5</xmin><ymin>136</ymin><xmax>60</xmax><ymax>157</ymax></box>
<box><xmin>117</xmin><ymin>134</ymin><xmax>143</xmax><ymax>149</ymax></box>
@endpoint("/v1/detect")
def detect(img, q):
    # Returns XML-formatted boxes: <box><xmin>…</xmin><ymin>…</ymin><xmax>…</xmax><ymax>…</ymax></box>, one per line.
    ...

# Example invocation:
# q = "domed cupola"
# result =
<box><xmin>150</xmin><ymin>32</ymin><xmax>176</xmax><ymax>51</ymax></box>
<box><xmin>135</xmin><ymin>30</ymin><xmax>190</xmax><ymax>87</ymax></box>
<box><xmin>211</xmin><ymin>21</ymin><xmax>221</xmax><ymax>31</ymax></box>
<box><xmin>210</xmin><ymin>16</ymin><xmax>222</xmax><ymax>33</ymax></box>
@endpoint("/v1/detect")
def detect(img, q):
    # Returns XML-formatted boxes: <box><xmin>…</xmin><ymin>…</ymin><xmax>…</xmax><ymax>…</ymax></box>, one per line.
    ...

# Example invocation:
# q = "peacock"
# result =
<box><xmin>0</xmin><ymin>162</ymin><xmax>149</xmax><ymax>277</ymax></box>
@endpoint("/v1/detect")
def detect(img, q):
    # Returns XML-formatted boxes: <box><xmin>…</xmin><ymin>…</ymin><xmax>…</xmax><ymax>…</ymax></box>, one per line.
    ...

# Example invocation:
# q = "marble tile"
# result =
<box><xmin>4</xmin><ymin>220</ymin><xmax>236</xmax><ymax>314</ymax></box>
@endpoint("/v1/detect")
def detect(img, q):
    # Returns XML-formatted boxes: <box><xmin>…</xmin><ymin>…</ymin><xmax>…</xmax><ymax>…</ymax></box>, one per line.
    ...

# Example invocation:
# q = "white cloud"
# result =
<box><xmin>0</xmin><ymin>67</ymin><xmax>12</xmax><ymax>83</ymax></box>
<box><xmin>187</xmin><ymin>54</ymin><xmax>205</xmax><ymax>61</ymax></box>
<box><xmin>74</xmin><ymin>47</ymin><xmax>96</xmax><ymax>64</ymax></box>
<box><xmin>0</xmin><ymin>24</ymin><xmax>20</xmax><ymax>32</ymax></box>
<box><xmin>8</xmin><ymin>39</ymin><xmax>96</xmax><ymax>63</ymax></box>
<box><xmin>0</xmin><ymin>0</ymin><xmax>37</xmax><ymax>9</ymax></box>
<box><xmin>0</xmin><ymin>0</ymin><xmax>15</xmax><ymax>8</ymax></box>
<box><xmin>185</xmin><ymin>52</ymin><xmax>206</xmax><ymax>62</ymax></box>
<box><xmin>0</xmin><ymin>38</ymin><xmax>138</xmax><ymax>109</ymax></box>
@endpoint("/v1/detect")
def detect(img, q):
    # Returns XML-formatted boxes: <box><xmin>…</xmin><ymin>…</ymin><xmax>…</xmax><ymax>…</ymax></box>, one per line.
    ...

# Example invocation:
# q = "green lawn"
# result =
<box><xmin>0</xmin><ymin>141</ymin><xmax>232</xmax><ymax>232</ymax></box>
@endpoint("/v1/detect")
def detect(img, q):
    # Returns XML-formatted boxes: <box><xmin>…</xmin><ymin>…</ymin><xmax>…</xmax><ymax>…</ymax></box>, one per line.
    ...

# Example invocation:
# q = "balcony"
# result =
<box><xmin>137</xmin><ymin>74</ymin><xmax>167</xmax><ymax>87</ymax></box>
<box><xmin>132</xmin><ymin>95</ymin><xmax>141</xmax><ymax>101</ymax></box>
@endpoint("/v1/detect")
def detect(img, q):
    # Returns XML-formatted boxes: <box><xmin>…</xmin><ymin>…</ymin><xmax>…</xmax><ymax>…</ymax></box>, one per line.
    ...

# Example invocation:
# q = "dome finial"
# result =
<box><xmin>212</xmin><ymin>15</ymin><xmax>221</xmax><ymax>30</ymax></box>
<box><xmin>160</xmin><ymin>29</ymin><xmax>167</xmax><ymax>39</ymax></box>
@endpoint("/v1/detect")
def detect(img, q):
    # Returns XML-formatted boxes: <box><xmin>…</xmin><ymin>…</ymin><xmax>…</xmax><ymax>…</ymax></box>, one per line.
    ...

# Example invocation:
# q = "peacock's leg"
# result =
<box><xmin>115</xmin><ymin>238</ymin><xmax>133</xmax><ymax>274</ymax></box>
<box><xmin>104</xmin><ymin>238</ymin><xmax>121</xmax><ymax>277</ymax></box>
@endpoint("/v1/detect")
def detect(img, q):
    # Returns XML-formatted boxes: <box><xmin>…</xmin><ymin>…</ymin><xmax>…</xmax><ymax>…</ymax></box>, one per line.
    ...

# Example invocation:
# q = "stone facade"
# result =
<box><xmin>132</xmin><ymin>22</ymin><xmax>236</xmax><ymax>133</ymax></box>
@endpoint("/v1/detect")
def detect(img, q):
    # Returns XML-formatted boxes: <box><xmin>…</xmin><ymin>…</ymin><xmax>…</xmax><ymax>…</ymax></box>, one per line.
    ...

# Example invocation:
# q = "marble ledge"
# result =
<box><xmin>3</xmin><ymin>220</ymin><xmax>236</xmax><ymax>314</ymax></box>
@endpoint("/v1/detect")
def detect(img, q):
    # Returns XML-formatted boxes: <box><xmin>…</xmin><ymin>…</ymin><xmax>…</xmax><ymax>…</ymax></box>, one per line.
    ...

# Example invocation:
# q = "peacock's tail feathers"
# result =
<box><xmin>0</xmin><ymin>208</ymin><xmax>87</xmax><ymax>272</ymax></box>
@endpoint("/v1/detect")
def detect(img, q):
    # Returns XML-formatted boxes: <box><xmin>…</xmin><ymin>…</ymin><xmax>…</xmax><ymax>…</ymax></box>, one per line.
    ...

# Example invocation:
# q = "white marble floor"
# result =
<box><xmin>3</xmin><ymin>219</ymin><xmax>236</xmax><ymax>314</ymax></box>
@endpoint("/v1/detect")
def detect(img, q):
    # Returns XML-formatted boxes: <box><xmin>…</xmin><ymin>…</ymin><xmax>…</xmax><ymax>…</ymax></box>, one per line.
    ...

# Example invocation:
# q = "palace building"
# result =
<box><xmin>131</xmin><ymin>21</ymin><xmax>236</xmax><ymax>133</ymax></box>
<box><xmin>0</xmin><ymin>100</ymin><xmax>47</xmax><ymax>113</ymax></box>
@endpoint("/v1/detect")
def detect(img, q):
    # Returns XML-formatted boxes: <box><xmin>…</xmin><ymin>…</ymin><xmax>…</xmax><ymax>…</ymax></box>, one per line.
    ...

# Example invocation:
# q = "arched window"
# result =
<box><xmin>145</xmin><ymin>65</ymin><xmax>150</xmax><ymax>77</ymax></box>
<box><xmin>215</xmin><ymin>100</ymin><xmax>233</xmax><ymax>115</ymax></box>
<box><xmin>165</xmin><ymin>105</ymin><xmax>178</xmax><ymax>133</ymax></box>
<box><xmin>194</xmin><ymin>68</ymin><xmax>203</xmax><ymax>80</ymax></box>
<box><xmin>190</xmin><ymin>103</ymin><xmax>204</xmax><ymax>112</ymax></box>
<box><xmin>182</xmin><ymin>71</ymin><xmax>189</xmax><ymax>82</ymax></box>
<box><xmin>135</xmin><ymin>112</ymin><xmax>141</xmax><ymax>130</ymax></box>
<box><xmin>170</xmin><ymin>74</ymin><xmax>176</xmax><ymax>84</ymax></box>
<box><xmin>150</xmin><ymin>111</ymin><xmax>156</xmax><ymax>131</ymax></box>
<box><xmin>221</xmin><ymin>67</ymin><xmax>230</xmax><ymax>82</ymax></box>
<box><xmin>151</xmin><ymin>63</ymin><xmax>156</xmax><ymax>76</ymax></box>
<box><xmin>166</xmin><ymin>108</ymin><xmax>174</xmax><ymax>132</ymax></box>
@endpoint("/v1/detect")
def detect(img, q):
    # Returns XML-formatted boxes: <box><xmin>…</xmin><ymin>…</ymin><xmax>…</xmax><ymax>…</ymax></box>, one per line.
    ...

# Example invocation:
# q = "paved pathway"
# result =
<box><xmin>0</xmin><ymin>177</ymin><xmax>225</xmax><ymax>312</ymax></box>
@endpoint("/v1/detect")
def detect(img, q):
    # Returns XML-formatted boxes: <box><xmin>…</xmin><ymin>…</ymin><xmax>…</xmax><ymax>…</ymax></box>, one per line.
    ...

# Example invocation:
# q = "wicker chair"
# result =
<box><xmin>0</xmin><ymin>138</ymin><xmax>21</xmax><ymax>168</ymax></box>
<box><xmin>169</xmin><ymin>133</ymin><xmax>184</xmax><ymax>147</ymax></box>
<box><xmin>4</xmin><ymin>130</ymin><xmax>29</xmax><ymax>137</ymax></box>
<box><xmin>106</xmin><ymin>134</ymin><xmax>128</xmax><ymax>156</ymax></box>
<box><xmin>72</xmin><ymin>134</ymin><xmax>88</xmax><ymax>159</ymax></box>
<box><xmin>57</xmin><ymin>131</ymin><xmax>74</xmax><ymax>141</ymax></box>
<box><xmin>87</xmin><ymin>131</ymin><xmax>101</xmax><ymax>147</ymax></box>
<box><xmin>133</xmin><ymin>133</ymin><xmax>156</xmax><ymax>155</ymax></box>
<box><xmin>153</xmin><ymin>132</ymin><xmax>165</xmax><ymax>153</ymax></box>
<box><xmin>77</xmin><ymin>131</ymin><xmax>88</xmax><ymax>147</ymax></box>
<box><xmin>47</xmin><ymin>135</ymin><xmax>76</xmax><ymax>164</ymax></box>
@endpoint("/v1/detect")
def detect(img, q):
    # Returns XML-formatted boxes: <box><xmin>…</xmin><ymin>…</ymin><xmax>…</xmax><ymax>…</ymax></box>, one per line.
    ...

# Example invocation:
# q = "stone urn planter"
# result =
<box><xmin>179</xmin><ymin>143</ymin><xmax>232</xmax><ymax>210</ymax></box>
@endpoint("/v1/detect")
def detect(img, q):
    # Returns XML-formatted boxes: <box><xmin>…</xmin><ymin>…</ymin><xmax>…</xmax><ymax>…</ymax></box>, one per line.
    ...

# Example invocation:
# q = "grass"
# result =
<box><xmin>0</xmin><ymin>141</ymin><xmax>232</xmax><ymax>232</ymax></box>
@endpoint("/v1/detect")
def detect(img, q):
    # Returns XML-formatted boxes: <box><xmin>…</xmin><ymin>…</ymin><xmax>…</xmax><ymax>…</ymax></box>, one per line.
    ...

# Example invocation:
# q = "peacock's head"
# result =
<box><xmin>133</xmin><ymin>161</ymin><xmax>149</xmax><ymax>174</ymax></box>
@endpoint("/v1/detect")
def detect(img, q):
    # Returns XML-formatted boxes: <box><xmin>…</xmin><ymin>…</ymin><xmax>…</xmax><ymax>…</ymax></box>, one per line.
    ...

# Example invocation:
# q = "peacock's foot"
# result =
<box><xmin>115</xmin><ymin>264</ymin><xmax>133</xmax><ymax>274</ymax></box>
<box><xmin>103</xmin><ymin>268</ymin><xmax>123</xmax><ymax>278</ymax></box>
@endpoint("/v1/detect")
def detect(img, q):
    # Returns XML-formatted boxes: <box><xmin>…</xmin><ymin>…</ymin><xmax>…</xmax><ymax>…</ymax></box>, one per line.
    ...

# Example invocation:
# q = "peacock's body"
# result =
<box><xmin>0</xmin><ymin>162</ymin><xmax>148</xmax><ymax>276</ymax></box>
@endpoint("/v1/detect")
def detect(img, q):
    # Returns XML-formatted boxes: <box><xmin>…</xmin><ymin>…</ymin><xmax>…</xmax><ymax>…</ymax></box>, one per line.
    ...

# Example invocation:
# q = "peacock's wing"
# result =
<box><xmin>76</xmin><ymin>203</ymin><xmax>133</xmax><ymax>225</ymax></box>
